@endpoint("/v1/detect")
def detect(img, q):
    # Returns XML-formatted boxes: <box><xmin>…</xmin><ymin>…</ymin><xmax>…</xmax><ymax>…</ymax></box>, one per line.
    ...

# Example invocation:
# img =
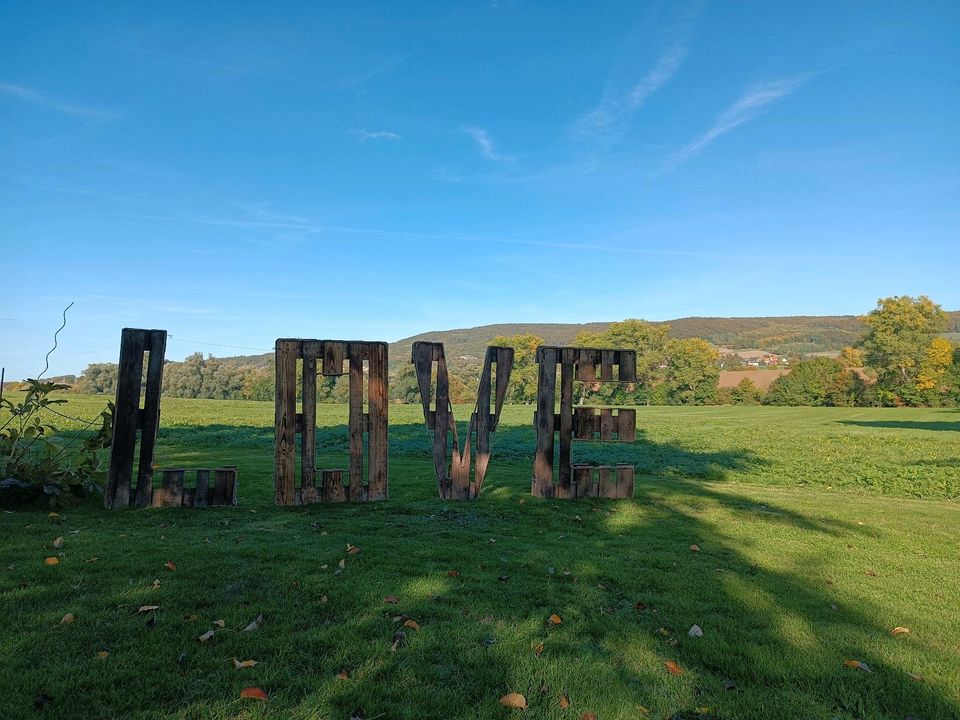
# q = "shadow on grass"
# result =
<box><xmin>114</xmin><ymin>421</ymin><xmax>959</xmax><ymax>719</ymax></box>
<box><xmin>837</xmin><ymin>419</ymin><xmax>960</xmax><ymax>432</ymax></box>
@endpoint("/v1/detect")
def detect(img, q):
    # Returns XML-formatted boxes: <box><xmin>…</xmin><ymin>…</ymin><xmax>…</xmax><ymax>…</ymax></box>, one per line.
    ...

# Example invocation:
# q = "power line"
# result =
<box><xmin>167</xmin><ymin>335</ymin><xmax>272</xmax><ymax>353</ymax></box>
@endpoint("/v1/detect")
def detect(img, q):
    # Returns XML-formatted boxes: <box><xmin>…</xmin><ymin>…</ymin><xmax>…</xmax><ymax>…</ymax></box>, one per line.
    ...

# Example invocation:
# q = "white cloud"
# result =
<box><xmin>662</xmin><ymin>76</ymin><xmax>808</xmax><ymax>171</ymax></box>
<box><xmin>0</xmin><ymin>82</ymin><xmax>118</xmax><ymax>120</ymax></box>
<box><xmin>353</xmin><ymin>128</ymin><xmax>402</xmax><ymax>142</ymax></box>
<box><xmin>464</xmin><ymin>126</ymin><xmax>515</xmax><ymax>161</ymax></box>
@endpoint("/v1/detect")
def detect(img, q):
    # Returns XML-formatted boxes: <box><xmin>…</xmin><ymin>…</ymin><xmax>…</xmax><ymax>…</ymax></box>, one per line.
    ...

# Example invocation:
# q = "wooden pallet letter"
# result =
<box><xmin>412</xmin><ymin>342</ymin><xmax>514</xmax><ymax>500</ymax></box>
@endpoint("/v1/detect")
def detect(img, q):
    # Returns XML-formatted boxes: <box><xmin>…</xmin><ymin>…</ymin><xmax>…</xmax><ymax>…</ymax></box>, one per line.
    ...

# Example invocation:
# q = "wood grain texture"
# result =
<box><xmin>274</xmin><ymin>339</ymin><xmax>298</xmax><ymax>506</ymax></box>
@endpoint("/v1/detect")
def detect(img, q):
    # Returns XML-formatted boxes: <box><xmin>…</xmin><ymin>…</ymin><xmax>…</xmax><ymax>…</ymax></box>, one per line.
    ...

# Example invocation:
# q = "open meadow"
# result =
<box><xmin>1</xmin><ymin>396</ymin><xmax>958</xmax><ymax>719</ymax></box>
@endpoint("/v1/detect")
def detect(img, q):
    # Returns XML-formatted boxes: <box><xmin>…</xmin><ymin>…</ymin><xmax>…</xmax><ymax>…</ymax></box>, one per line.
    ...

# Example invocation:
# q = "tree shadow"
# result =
<box><xmin>54</xmin><ymin>419</ymin><xmax>957</xmax><ymax>718</ymax></box>
<box><xmin>837</xmin><ymin>419</ymin><xmax>960</xmax><ymax>432</ymax></box>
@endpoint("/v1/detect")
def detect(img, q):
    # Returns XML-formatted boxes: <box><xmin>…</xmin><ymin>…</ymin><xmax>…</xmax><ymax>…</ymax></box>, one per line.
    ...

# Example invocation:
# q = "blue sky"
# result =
<box><xmin>2</xmin><ymin>1</ymin><xmax>958</xmax><ymax>378</ymax></box>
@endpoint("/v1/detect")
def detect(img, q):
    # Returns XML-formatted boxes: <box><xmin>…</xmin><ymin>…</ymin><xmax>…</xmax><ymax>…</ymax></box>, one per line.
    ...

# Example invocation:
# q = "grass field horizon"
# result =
<box><xmin>1</xmin><ymin>397</ymin><xmax>957</xmax><ymax>718</ymax></box>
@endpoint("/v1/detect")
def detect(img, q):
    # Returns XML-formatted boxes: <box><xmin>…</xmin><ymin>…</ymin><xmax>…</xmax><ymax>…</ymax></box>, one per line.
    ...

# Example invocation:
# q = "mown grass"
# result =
<box><xmin>0</xmin><ymin>396</ymin><xmax>958</xmax><ymax>719</ymax></box>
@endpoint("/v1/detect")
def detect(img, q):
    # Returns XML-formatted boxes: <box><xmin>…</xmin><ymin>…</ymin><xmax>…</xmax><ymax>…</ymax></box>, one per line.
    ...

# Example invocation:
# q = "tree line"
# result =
<box><xmin>50</xmin><ymin>295</ymin><xmax>960</xmax><ymax>408</ymax></box>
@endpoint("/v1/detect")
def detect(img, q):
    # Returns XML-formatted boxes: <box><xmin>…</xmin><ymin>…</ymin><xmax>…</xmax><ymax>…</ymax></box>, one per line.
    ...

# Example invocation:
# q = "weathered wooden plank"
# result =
<box><xmin>323</xmin><ymin>469</ymin><xmax>346</xmax><ymax>503</ymax></box>
<box><xmin>133</xmin><ymin>330</ymin><xmax>166</xmax><ymax>507</ymax></box>
<box><xmin>411</xmin><ymin>342</ymin><xmax>437</xmax><ymax>429</ymax></box>
<box><xmin>347</xmin><ymin>344</ymin><xmax>364</xmax><ymax>502</ymax></box>
<box><xmin>618</xmin><ymin>350</ymin><xmax>637</xmax><ymax>382</ymax></box>
<box><xmin>573</xmin><ymin>465</ymin><xmax>593</xmax><ymax>498</ymax></box>
<box><xmin>366</xmin><ymin>342</ymin><xmax>389</xmax><ymax>501</ymax></box>
<box><xmin>474</xmin><ymin>352</ymin><xmax>493</xmax><ymax>495</ymax></box>
<box><xmin>598</xmin><ymin>467</ymin><xmax>615</xmax><ymax>497</ymax></box>
<box><xmin>301</xmin><ymin>340</ymin><xmax>319</xmax><ymax>504</ymax></box>
<box><xmin>532</xmin><ymin>346</ymin><xmax>558</xmax><ymax>497</ymax></box>
<box><xmin>169</xmin><ymin>468</ymin><xmax>185</xmax><ymax>506</ymax></box>
<box><xmin>105</xmin><ymin>328</ymin><xmax>146</xmax><ymax>509</ymax></box>
<box><xmin>617</xmin><ymin>409</ymin><xmax>636</xmax><ymax>442</ymax></box>
<box><xmin>491</xmin><ymin>347</ymin><xmax>514</xmax><ymax>430</ymax></box>
<box><xmin>616</xmin><ymin>465</ymin><xmax>635</xmax><ymax>498</ymax></box>
<box><xmin>600</xmin><ymin>408</ymin><xmax>615</xmax><ymax>441</ymax></box>
<box><xmin>433</xmin><ymin>346</ymin><xmax>451</xmax><ymax>499</ymax></box>
<box><xmin>213</xmin><ymin>467</ymin><xmax>233</xmax><ymax>506</ymax></box>
<box><xmin>322</xmin><ymin>341</ymin><xmax>346</xmax><ymax>376</ymax></box>
<box><xmin>600</xmin><ymin>349</ymin><xmax>615</xmax><ymax>382</ymax></box>
<box><xmin>558</xmin><ymin>348</ymin><xmax>576</xmax><ymax>497</ymax></box>
<box><xmin>274</xmin><ymin>340</ymin><xmax>299</xmax><ymax>506</ymax></box>
<box><xmin>195</xmin><ymin>469</ymin><xmax>209</xmax><ymax>508</ymax></box>
<box><xmin>573</xmin><ymin>407</ymin><xmax>594</xmax><ymax>440</ymax></box>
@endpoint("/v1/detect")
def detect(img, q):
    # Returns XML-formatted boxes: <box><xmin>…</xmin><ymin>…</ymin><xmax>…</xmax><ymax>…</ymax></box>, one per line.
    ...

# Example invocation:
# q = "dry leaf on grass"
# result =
<box><xmin>549</xmin><ymin>613</ymin><xmax>562</xmax><ymax>625</ymax></box>
<box><xmin>198</xmin><ymin>630</ymin><xmax>215</xmax><ymax>643</ymax></box>
<box><xmin>499</xmin><ymin>693</ymin><xmax>527</xmax><ymax>709</ymax></box>
<box><xmin>335</xmin><ymin>669</ymin><xmax>350</xmax><ymax>680</ymax></box>
<box><xmin>346</xmin><ymin>544</ymin><xmax>360</xmax><ymax>554</ymax></box>
<box><xmin>688</xmin><ymin>624</ymin><xmax>704</xmax><ymax>637</ymax></box>
<box><xmin>690</xmin><ymin>544</ymin><xmax>700</xmax><ymax>553</ymax></box>
<box><xmin>581</xmin><ymin>713</ymin><xmax>597</xmax><ymax>720</ymax></box>
<box><xmin>384</xmin><ymin>595</ymin><xmax>400</xmax><ymax>604</ymax></box>
<box><xmin>534</xmin><ymin>642</ymin><xmax>544</xmax><ymax>657</ymax></box>
<box><xmin>559</xmin><ymin>693</ymin><xmax>570</xmax><ymax>709</ymax></box>
<box><xmin>151</xmin><ymin>579</ymin><xmax>161</xmax><ymax>589</ymax></box>
<box><xmin>60</xmin><ymin>613</ymin><xmax>76</xmax><ymax>624</ymax></box>
<box><xmin>232</xmin><ymin>658</ymin><xmax>258</xmax><ymax>669</ymax></box>
<box><xmin>137</xmin><ymin>605</ymin><xmax>159</xmax><ymax>614</ymax></box>
<box><xmin>403</xmin><ymin>619</ymin><xmax>420</xmax><ymax>631</ymax></box>
<box><xmin>86</xmin><ymin>557</ymin><xmax>98</xmax><ymax>563</ymax></box>
<box><xmin>447</xmin><ymin>570</ymin><xmax>460</xmax><ymax>577</ymax></box>
<box><xmin>164</xmin><ymin>561</ymin><xmax>176</xmax><ymax>571</ymax></box>
<box><xmin>243</xmin><ymin>614</ymin><xmax>264</xmax><ymax>632</ymax></box>
<box><xmin>239</xmin><ymin>687</ymin><xmax>268</xmax><ymax>701</ymax></box>
<box><xmin>44</xmin><ymin>557</ymin><xmax>59</xmax><ymax>566</ymax></box>
<box><xmin>843</xmin><ymin>659</ymin><xmax>873</xmax><ymax>672</ymax></box>
<box><xmin>96</xmin><ymin>651</ymin><xmax>109</xmax><ymax>660</ymax></box>
<box><xmin>52</xmin><ymin>537</ymin><xmax>64</xmax><ymax>549</ymax></box>
<box><xmin>890</xmin><ymin>626</ymin><xmax>910</xmax><ymax>636</ymax></box>
<box><xmin>665</xmin><ymin>660</ymin><xmax>682</xmax><ymax>675</ymax></box>
<box><xmin>213</xmin><ymin>619</ymin><xmax>226</xmax><ymax>628</ymax></box>
<box><xmin>908</xmin><ymin>672</ymin><xmax>923</xmax><ymax>681</ymax></box>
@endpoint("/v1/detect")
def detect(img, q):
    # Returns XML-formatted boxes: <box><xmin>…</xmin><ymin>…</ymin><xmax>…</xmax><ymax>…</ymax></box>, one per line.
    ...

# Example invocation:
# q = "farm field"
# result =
<box><xmin>1</xmin><ymin>397</ymin><xmax>958</xmax><ymax>719</ymax></box>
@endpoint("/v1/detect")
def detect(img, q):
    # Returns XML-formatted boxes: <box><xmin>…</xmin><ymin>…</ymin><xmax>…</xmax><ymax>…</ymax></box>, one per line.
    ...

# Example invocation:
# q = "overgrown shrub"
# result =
<box><xmin>0</xmin><ymin>379</ymin><xmax>113</xmax><ymax>507</ymax></box>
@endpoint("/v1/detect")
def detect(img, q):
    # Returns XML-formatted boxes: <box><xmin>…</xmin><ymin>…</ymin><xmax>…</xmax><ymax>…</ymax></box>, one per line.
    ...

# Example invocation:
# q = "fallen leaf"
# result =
<box><xmin>534</xmin><ymin>642</ymin><xmax>544</xmax><ymax>657</ymax></box>
<box><xmin>239</xmin><ymin>687</ymin><xmax>268</xmax><ymax>701</ymax></box>
<box><xmin>198</xmin><ymin>630</ymin><xmax>215</xmax><ymax>643</ymax></box>
<box><xmin>559</xmin><ymin>693</ymin><xmax>570</xmax><ymax>709</ymax></box>
<box><xmin>688</xmin><ymin>624</ymin><xmax>704</xmax><ymax>638</ymax></box>
<box><xmin>390</xmin><ymin>630</ymin><xmax>407</xmax><ymax>652</ymax></box>
<box><xmin>86</xmin><ymin>557</ymin><xmax>98</xmax><ymax>563</ymax></box>
<box><xmin>384</xmin><ymin>595</ymin><xmax>400</xmax><ymax>604</ymax></box>
<box><xmin>843</xmin><ymin>659</ymin><xmax>873</xmax><ymax>672</ymax></box>
<box><xmin>52</xmin><ymin>536</ymin><xmax>64</xmax><ymax>549</ymax></box>
<box><xmin>44</xmin><ymin>557</ymin><xmax>59</xmax><ymax>566</ymax></box>
<box><xmin>690</xmin><ymin>544</ymin><xmax>700</xmax><ymax>553</ymax></box>
<box><xmin>233</xmin><ymin>658</ymin><xmax>258</xmax><ymax>669</ymax></box>
<box><xmin>48</xmin><ymin>512</ymin><xmax>60</xmax><ymax>521</ymax></box>
<box><xmin>336</xmin><ymin>669</ymin><xmax>350</xmax><ymax>680</ymax></box>
<box><xmin>665</xmin><ymin>660</ymin><xmax>682</xmax><ymax>675</ymax></box>
<box><xmin>865</xmin><ymin>569</ymin><xmax>877</xmax><ymax>577</ymax></box>
<box><xmin>60</xmin><ymin>613</ymin><xmax>76</xmax><ymax>624</ymax></box>
<box><xmin>137</xmin><ymin>605</ymin><xmax>159</xmax><ymax>614</ymax></box>
<box><xmin>243</xmin><ymin>614</ymin><xmax>264</xmax><ymax>632</ymax></box>
<box><xmin>890</xmin><ymin>626</ymin><xmax>910</xmax><ymax>636</ymax></box>
<box><xmin>403</xmin><ymin>619</ymin><xmax>420</xmax><ymax>631</ymax></box>
<box><xmin>499</xmin><ymin>693</ymin><xmax>527</xmax><ymax>709</ymax></box>
<box><xmin>581</xmin><ymin>713</ymin><xmax>597</xmax><ymax>720</ymax></box>
<box><xmin>184</xmin><ymin>613</ymin><xmax>198</xmax><ymax>622</ymax></box>
<box><xmin>337</xmin><ymin>558</ymin><xmax>346</xmax><ymax>570</ymax></box>
<box><xmin>320</xmin><ymin>595</ymin><xmax>328</xmax><ymax>604</ymax></box>
<box><xmin>213</xmin><ymin>619</ymin><xmax>226</xmax><ymax>628</ymax></box>
<box><xmin>347</xmin><ymin>544</ymin><xmax>360</xmax><ymax>554</ymax></box>
<box><xmin>447</xmin><ymin>570</ymin><xmax>460</xmax><ymax>577</ymax></box>
<box><xmin>152</xmin><ymin>579</ymin><xmax>161</xmax><ymax>589</ymax></box>
<box><xmin>164</xmin><ymin>561</ymin><xmax>176</xmax><ymax>571</ymax></box>
<box><xmin>549</xmin><ymin>613</ymin><xmax>562</xmax><ymax>625</ymax></box>
<box><xmin>96</xmin><ymin>651</ymin><xmax>109</xmax><ymax>660</ymax></box>
<box><xmin>908</xmin><ymin>672</ymin><xmax>923</xmax><ymax>682</ymax></box>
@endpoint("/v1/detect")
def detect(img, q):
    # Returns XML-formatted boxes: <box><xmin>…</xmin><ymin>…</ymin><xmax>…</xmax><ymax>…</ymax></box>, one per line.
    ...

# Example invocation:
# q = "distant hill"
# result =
<box><xmin>210</xmin><ymin>311</ymin><xmax>960</xmax><ymax>369</ymax></box>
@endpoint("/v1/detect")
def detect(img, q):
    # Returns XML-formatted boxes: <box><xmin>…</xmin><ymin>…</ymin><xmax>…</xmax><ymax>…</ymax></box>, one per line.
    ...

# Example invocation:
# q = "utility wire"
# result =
<box><xmin>167</xmin><ymin>335</ymin><xmax>272</xmax><ymax>353</ymax></box>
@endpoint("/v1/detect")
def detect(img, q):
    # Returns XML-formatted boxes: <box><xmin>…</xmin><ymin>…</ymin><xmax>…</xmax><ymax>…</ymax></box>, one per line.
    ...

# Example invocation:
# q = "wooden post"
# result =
<box><xmin>347</xmin><ymin>343</ymin><xmax>364</xmax><ymax>502</ymax></box>
<box><xmin>366</xmin><ymin>342</ymin><xmax>389</xmax><ymax>501</ymax></box>
<box><xmin>557</xmin><ymin>348</ymin><xmax>575</xmax><ymax>498</ymax></box>
<box><xmin>195</xmin><ymin>469</ymin><xmax>209</xmax><ymax>508</ymax></box>
<box><xmin>274</xmin><ymin>339</ymin><xmax>298</xmax><ymax>506</ymax></box>
<box><xmin>532</xmin><ymin>346</ymin><xmax>558</xmax><ymax>497</ymax></box>
<box><xmin>301</xmin><ymin>341</ymin><xmax>319</xmax><ymax>503</ymax></box>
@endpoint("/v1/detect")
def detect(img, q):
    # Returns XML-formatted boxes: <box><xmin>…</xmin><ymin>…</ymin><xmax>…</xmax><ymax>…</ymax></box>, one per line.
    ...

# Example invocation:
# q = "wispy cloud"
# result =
<box><xmin>572</xmin><ymin>7</ymin><xmax>699</xmax><ymax>144</ymax></box>
<box><xmin>0</xmin><ymin>82</ymin><xmax>118</xmax><ymax>120</ymax></box>
<box><xmin>661</xmin><ymin>76</ymin><xmax>808</xmax><ymax>172</ymax></box>
<box><xmin>464</xmin><ymin>126</ymin><xmax>515</xmax><ymax>161</ymax></box>
<box><xmin>352</xmin><ymin>128</ymin><xmax>402</xmax><ymax>142</ymax></box>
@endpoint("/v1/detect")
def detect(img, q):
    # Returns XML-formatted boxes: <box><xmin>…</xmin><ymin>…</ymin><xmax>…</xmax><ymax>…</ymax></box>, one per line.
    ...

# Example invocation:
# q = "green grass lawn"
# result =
<box><xmin>1</xmin><ymin>397</ymin><xmax>958</xmax><ymax>719</ymax></box>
